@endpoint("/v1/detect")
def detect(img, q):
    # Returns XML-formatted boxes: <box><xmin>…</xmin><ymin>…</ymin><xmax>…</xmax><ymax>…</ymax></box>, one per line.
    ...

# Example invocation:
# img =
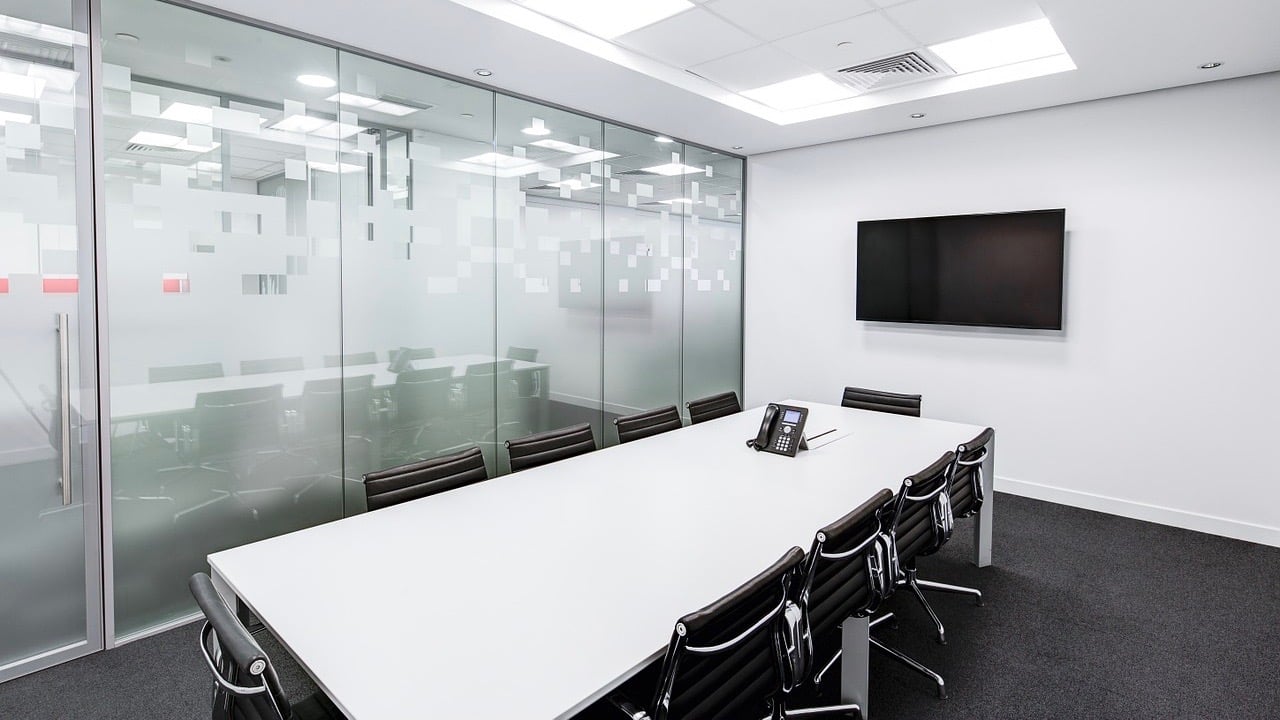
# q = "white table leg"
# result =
<box><xmin>840</xmin><ymin>616</ymin><xmax>871</xmax><ymax>717</ymax></box>
<box><xmin>974</xmin><ymin>432</ymin><xmax>995</xmax><ymax>567</ymax></box>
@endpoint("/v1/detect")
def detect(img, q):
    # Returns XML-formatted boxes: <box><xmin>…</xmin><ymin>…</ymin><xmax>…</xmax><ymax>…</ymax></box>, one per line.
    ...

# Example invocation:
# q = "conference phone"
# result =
<box><xmin>747</xmin><ymin>403</ymin><xmax>809</xmax><ymax>457</ymax></box>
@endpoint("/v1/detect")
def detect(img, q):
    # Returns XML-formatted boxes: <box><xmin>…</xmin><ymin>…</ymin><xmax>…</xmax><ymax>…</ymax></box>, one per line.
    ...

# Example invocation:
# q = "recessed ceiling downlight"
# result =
<box><xmin>1199</xmin><ymin>62</ymin><xmax>1223</xmax><ymax>69</ymax></box>
<box><xmin>910</xmin><ymin>113</ymin><xmax>926</xmax><ymax>119</ymax></box>
<box><xmin>475</xmin><ymin>68</ymin><xmax>493</xmax><ymax>77</ymax></box>
<box><xmin>115</xmin><ymin>32</ymin><xmax>139</xmax><ymax>43</ymax></box>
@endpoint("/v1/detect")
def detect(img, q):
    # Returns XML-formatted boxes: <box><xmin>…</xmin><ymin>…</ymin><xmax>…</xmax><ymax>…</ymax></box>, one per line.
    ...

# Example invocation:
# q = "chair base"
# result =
<box><xmin>811</xmin><ymin>612</ymin><xmax>945</xmax><ymax>701</ymax></box>
<box><xmin>916</xmin><ymin>578</ymin><xmax>984</xmax><ymax>606</ymax></box>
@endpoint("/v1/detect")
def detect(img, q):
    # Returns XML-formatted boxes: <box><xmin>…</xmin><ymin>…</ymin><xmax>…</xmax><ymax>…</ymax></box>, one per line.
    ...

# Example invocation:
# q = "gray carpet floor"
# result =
<box><xmin>1</xmin><ymin>493</ymin><xmax>1277</xmax><ymax>719</ymax></box>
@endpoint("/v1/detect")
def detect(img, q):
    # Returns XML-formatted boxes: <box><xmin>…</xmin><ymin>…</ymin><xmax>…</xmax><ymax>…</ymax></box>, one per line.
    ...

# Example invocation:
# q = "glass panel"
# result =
<box><xmin>0</xmin><ymin>0</ymin><xmax>92</xmax><ymax>670</ymax></box>
<box><xmin>681</xmin><ymin>147</ymin><xmax>744</xmax><ymax>414</ymax></box>
<box><xmin>101</xmin><ymin>0</ymin><xmax>343</xmax><ymax>635</ymax></box>
<box><xmin>600</xmin><ymin>126</ymin><xmax>684</xmax><ymax>443</ymax></box>
<box><xmin>334</xmin><ymin>51</ymin><xmax>497</xmax><ymax>493</ymax></box>
<box><xmin>494</xmin><ymin>96</ymin><xmax>604</xmax><ymax>469</ymax></box>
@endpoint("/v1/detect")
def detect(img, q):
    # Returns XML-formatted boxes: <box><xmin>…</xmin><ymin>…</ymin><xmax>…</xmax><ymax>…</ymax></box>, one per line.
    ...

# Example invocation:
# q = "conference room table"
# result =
<box><xmin>208</xmin><ymin>400</ymin><xmax>994</xmax><ymax>719</ymax></box>
<box><xmin>107</xmin><ymin>353</ymin><xmax>550</xmax><ymax>421</ymax></box>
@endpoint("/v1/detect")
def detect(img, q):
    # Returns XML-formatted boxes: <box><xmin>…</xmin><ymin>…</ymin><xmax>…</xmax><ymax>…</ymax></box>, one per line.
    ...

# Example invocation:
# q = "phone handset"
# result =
<box><xmin>747</xmin><ymin>403</ymin><xmax>780</xmax><ymax>450</ymax></box>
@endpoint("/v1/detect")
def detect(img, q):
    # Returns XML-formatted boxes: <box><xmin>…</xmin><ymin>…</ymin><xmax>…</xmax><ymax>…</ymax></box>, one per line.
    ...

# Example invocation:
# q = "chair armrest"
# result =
<box><xmin>607</xmin><ymin>694</ymin><xmax>651</xmax><ymax>720</ymax></box>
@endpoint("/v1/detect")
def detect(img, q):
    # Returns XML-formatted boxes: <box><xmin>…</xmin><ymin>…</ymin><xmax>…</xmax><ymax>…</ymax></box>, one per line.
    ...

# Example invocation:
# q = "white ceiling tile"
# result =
<box><xmin>616</xmin><ymin>8</ymin><xmax>763</xmax><ymax>68</ymax></box>
<box><xmin>704</xmin><ymin>0</ymin><xmax>877</xmax><ymax>42</ymax></box>
<box><xmin>866</xmin><ymin>0</ymin><xmax>911</xmax><ymax>6</ymax></box>
<box><xmin>886</xmin><ymin>0</ymin><xmax>1045</xmax><ymax>46</ymax></box>
<box><xmin>772</xmin><ymin>12</ymin><xmax>917</xmax><ymax>71</ymax></box>
<box><xmin>689</xmin><ymin>44</ymin><xmax>817</xmax><ymax>92</ymax></box>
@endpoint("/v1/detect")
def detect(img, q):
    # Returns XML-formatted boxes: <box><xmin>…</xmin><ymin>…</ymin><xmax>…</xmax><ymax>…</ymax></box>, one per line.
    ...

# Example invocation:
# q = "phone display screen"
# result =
<box><xmin>782</xmin><ymin>409</ymin><xmax>802</xmax><ymax>424</ymax></box>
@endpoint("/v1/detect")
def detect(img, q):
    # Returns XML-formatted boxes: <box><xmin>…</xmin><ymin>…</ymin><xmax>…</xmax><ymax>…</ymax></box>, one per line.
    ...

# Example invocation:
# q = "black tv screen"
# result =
<box><xmin>856</xmin><ymin>209</ymin><xmax>1065</xmax><ymax>330</ymax></box>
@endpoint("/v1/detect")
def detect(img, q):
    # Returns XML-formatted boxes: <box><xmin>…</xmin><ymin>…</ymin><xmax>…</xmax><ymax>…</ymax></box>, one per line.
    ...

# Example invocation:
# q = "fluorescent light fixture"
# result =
<box><xmin>659</xmin><ymin>197</ymin><xmax>695</xmax><ymax>205</ymax></box>
<box><xmin>325</xmin><ymin>92</ymin><xmax>420</xmax><ymax>116</ymax></box>
<box><xmin>520</xmin><ymin>0</ymin><xmax>694</xmax><ymax>39</ymax></box>
<box><xmin>127</xmin><ymin>130</ymin><xmax>220</xmax><ymax>153</ymax></box>
<box><xmin>296</xmin><ymin>74</ymin><xmax>336</xmax><ymax>88</ymax></box>
<box><xmin>530</xmin><ymin>138</ymin><xmax>596</xmax><ymax>154</ymax></box>
<box><xmin>523</xmin><ymin>117</ymin><xmax>551</xmax><ymax>136</ymax></box>
<box><xmin>461</xmin><ymin>151</ymin><xmax>540</xmax><ymax>171</ymax></box>
<box><xmin>929</xmin><ymin>18</ymin><xmax>1067</xmax><ymax>75</ymax></box>
<box><xmin>654</xmin><ymin>135</ymin><xmax>674</xmax><ymax>143</ymax></box>
<box><xmin>740</xmin><ymin>73</ymin><xmax>856</xmax><ymax>111</ymax></box>
<box><xmin>550</xmin><ymin>178</ymin><xmax>600</xmax><ymax>191</ymax></box>
<box><xmin>308</xmin><ymin>161</ymin><xmax>366</xmax><ymax>174</ymax></box>
<box><xmin>640</xmin><ymin>162</ymin><xmax>703</xmax><ymax>176</ymax></box>
<box><xmin>160</xmin><ymin>102</ymin><xmax>213</xmax><ymax>124</ymax></box>
<box><xmin>311</xmin><ymin>121</ymin><xmax>364</xmax><ymax>139</ymax></box>
<box><xmin>0</xmin><ymin>14</ymin><xmax>84</xmax><ymax>46</ymax></box>
<box><xmin>0</xmin><ymin>110</ymin><xmax>32</xmax><ymax>124</ymax></box>
<box><xmin>269</xmin><ymin>114</ymin><xmax>331</xmax><ymax>133</ymax></box>
<box><xmin>0</xmin><ymin>70</ymin><xmax>45</xmax><ymax>100</ymax></box>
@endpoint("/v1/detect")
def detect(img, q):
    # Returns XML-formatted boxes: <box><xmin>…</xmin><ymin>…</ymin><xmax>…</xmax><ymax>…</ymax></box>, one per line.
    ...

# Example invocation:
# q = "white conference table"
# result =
<box><xmin>208</xmin><ymin>401</ymin><xmax>994</xmax><ymax>719</ymax></box>
<box><xmin>107</xmin><ymin>354</ymin><xmax>549</xmax><ymax>421</ymax></box>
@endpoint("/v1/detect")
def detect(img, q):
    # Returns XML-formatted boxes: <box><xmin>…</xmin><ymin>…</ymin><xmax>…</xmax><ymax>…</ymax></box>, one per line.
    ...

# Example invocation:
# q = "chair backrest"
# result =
<box><xmin>363</xmin><ymin>445</ymin><xmax>488</xmax><ymax>511</ymax></box>
<box><xmin>800</xmin><ymin>488</ymin><xmax>896</xmax><ymax>643</ymax></box>
<box><xmin>323</xmin><ymin>351</ymin><xmax>377</xmax><ymax>368</ymax></box>
<box><xmin>388</xmin><ymin>346</ymin><xmax>437</xmax><ymax>363</ymax></box>
<box><xmin>948</xmin><ymin>427</ymin><xmax>994</xmax><ymax>518</ymax></box>
<box><xmin>685</xmin><ymin>391</ymin><xmax>741</xmax><ymax>425</ymax></box>
<box><xmin>189</xmin><ymin>573</ymin><xmax>290</xmax><ymax>720</ymax></box>
<box><xmin>239</xmin><ymin>357</ymin><xmax>303</xmax><ymax>376</ymax></box>
<box><xmin>393</xmin><ymin>367</ymin><xmax>454</xmax><ymax>427</ymax></box>
<box><xmin>464</xmin><ymin>359</ymin><xmax>514</xmax><ymax>412</ymax></box>
<box><xmin>840</xmin><ymin>386</ymin><xmax>922</xmax><ymax>417</ymax></box>
<box><xmin>886</xmin><ymin>452</ymin><xmax>956</xmax><ymax>569</ymax></box>
<box><xmin>300</xmin><ymin>374</ymin><xmax>374</xmax><ymax>439</ymax></box>
<box><xmin>505</xmin><ymin>422</ymin><xmax>596</xmax><ymax>472</ymax></box>
<box><xmin>149</xmin><ymin>362</ymin><xmax>224</xmax><ymax>384</ymax></box>
<box><xmin>506</xmin><ymin>346</ymin><xmax>538</xmax><ymax>362</ymax></box>
<box><xmin>648</xmin><ymin>547</ymin><xmax>805</xmax><ymax>720</ymax></box>
<box><xmin>615</xmin><ymin>405</ymin><xmax>683</xmax><ymax>444</ymax></box>
<box><xmin>193</xmin><ymin>385</ymin><xmax>283</xmax><ymax>459</ymax></box>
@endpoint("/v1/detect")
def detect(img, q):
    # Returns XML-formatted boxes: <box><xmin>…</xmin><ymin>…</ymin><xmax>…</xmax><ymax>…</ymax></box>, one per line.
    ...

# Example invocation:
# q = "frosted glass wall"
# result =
<box><xmin>99</xmin><ymin>0</ymin><xmax>744</xmax><ymax>637</ymax></box>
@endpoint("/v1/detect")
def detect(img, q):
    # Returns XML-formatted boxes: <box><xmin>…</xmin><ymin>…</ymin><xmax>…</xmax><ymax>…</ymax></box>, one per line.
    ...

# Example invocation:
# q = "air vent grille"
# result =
<box><xmin>616</xmin><ymin>169</ymin><xmax>660</xmax><ymax>176</ymax></box>
<box><xmin>837</xmin><ymin>51</ymin><xmax>945</xmax><ymax>93</ymax></box>
<box><xmin>124</xmin><ymin>143</ymin><xmax>186</xmax><ymax>153</ymax></box>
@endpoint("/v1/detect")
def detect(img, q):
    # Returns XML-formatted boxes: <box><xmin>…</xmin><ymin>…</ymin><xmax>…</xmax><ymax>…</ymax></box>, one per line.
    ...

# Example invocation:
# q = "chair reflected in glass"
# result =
<box><xmin>239</xmin><ymin>356</ymin><xmax>304</xmax><ymax>375</ymax></box>
<box><xmin>323</xmin><ymin>351</ymin><xmax>377</xmax><ymax>368</ymax></box>
<box><xmin>383</xmin><ymin>367</ymin><xmax>462</xmax><ymax>464</ymax></box>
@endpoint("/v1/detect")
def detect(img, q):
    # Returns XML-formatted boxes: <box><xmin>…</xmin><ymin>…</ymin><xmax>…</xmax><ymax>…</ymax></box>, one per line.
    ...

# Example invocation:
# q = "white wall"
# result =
<box><xmin>745</xmin><ymin>72</ymin><xmax>1280</xmax><ymax>546</ymax></box>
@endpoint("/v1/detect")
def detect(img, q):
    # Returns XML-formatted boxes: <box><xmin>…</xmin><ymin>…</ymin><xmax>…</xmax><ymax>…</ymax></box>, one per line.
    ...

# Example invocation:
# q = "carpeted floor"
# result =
<box><xmin>1</xmin><ymin>493</ymin><xmax>1277</xmax><ymax>719</ymax></box>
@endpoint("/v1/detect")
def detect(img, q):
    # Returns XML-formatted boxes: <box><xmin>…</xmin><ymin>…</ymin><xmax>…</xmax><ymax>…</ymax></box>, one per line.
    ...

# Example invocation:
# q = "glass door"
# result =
<box><xmin>0</xmin><ymin>0</ymin><xmax>102</xmax><ymax>681</ymax></box>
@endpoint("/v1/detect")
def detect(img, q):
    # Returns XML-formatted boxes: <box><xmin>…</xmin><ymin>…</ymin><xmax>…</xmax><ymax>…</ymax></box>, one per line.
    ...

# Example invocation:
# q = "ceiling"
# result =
<box><xmin>133</xmin><ymin>0</ymin><xmax>1280</xmax><ymax>154</ymax></box>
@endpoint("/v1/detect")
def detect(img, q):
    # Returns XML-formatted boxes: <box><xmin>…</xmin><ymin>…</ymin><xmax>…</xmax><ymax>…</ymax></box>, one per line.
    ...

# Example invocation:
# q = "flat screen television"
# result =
<box><xmin>856</xmin><ymin>209</ymin><xmax>1065</xmax><ymax>330</ymax></box>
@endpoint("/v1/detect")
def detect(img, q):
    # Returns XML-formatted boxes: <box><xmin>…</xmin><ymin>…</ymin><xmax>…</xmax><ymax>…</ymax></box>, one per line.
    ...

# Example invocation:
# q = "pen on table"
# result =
<box><xmin>806</xmin><ymin>428</ymin><xmax>836</xmax><ymax>442</ymax></box>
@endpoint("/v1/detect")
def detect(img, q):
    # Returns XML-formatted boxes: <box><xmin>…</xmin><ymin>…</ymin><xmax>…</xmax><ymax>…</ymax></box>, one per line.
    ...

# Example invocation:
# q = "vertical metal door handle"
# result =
<box><xmin>57</xmin><ymin>313</ymin><xmax>72</xmax><ymax>506</ymax></box>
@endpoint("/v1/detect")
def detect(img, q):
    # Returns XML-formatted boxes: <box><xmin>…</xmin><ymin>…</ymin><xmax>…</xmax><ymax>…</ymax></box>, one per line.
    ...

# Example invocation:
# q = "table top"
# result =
<box><xmin>208</xmin><ymin>401</ymin><xmax>987</xmax><ymax>720</ymax></box>
<box><xmin>107</xmin><ymin>354</ymin><xmax>547</xmax><ymax>421</ymax></box>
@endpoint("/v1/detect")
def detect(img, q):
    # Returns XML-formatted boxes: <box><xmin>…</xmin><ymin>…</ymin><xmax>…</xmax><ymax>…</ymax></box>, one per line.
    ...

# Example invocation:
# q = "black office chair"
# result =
<box><xmin>240</xmin><ymin>357</ymin><xmax>304</xmax><ymax>375</ymax></box>
<box><xmin>149</xmin><ymin>362</ymin><xmax>224</xmax><ymax>383</ymax></box>
<box><xmin>884</xmin><ymin>452</ymin><xmax>958</xmax><ymax>647</ymax></box>
<box><xmin>188</xmin><ymin>386</ymin><xmax>285</xmax><ymax>468</ymax></box>
<box><xmin>363</xmin><ymin>445</ymin><xmax>488</xmax><ymax>511</ymax></box>
<box><xmin>607</xmin><ymin>547</ymin><xmax>818</xmax><ymax>720</ymax></box>
<box><xmin>189</xmin><ymin>573</ymin><xmax>345</xmax><ymax>720</ymax></box>
<box><xmin>505</xmin><ymin>346</ymin><xmax>538</xmax><ymax>362</ymax></box>
<box><xmin>799</xmin><ymin>489</ymin><xmax>946</xmax><ymax>699</ymax></box>
<box><xmin>505</xmin><ymin>422</ymin><xmax>595</xmax><ymax>472</ymax></box>
<box><xmin>685</xmin><ymin>391</ymin><xmax>741</xmax><ymax>425</ymax></box>
<box><xmin>323</xmin><ymin>351</ymin><xmax>377</xmax><ymax>368</ymax></box>
<box><xmin>840</xmin><ymin>387</ymin><xmax>922</xmax><ymax>417</ymax></box>
<box><xmin>385</xmin><ymin>367</ymin><xmax>457</xmax><ymax>461</ymax></box>
<box><xmin>388</xmin><ymin>346</ymin><xmax>436</xmax><ymax>363</ymax></box>
<box><xmin>614</xmin><ymin>405</ymin><xmax>682</xmax><ymax>444</ymax></box>
<box><xmin>909</xmin><ymin>428</ymin><xmax>996</xmax><ymax>611</ymax></box>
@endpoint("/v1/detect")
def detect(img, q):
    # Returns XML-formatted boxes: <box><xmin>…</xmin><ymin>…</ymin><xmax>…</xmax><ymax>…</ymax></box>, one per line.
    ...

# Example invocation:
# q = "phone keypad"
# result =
<box><xmin>775</xmin><ymin>434</ymin><xmax>793</xmax><ymax>452</ymax></box>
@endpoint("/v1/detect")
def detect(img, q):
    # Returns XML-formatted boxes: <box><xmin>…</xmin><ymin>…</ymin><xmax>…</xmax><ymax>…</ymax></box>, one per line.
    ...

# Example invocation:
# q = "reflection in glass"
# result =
<box><xmin>336</xmin><ymin>51</ymin><xmax>498</xmax><ymax>490</ymax></box>
<box><xmin>102</xmin><ymin>0</ymin><xmax>344</xmax><ymax>635</ymax></box>
<box><xmin>495</xmin><ymin>96</ymin><xmax>604</xmax><ymax>470</ymax></box>
<box><xmin>0</xmin><ymin>0</ymin><xmax>91</xmax><ymax>668</ymax></box>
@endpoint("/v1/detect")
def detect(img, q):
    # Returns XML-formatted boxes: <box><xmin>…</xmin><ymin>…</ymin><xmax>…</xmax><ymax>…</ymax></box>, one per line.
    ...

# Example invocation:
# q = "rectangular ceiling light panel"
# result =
<box><xmin>520</xmin><ymin>0</ymin><xmax>694</xmax><ymax>39</ymax></box>
<box><xmin>741</xmin><ymin>73</ymin><xmax>857</xmax><ymax>111</ymax></box>
<box><xmin>929</xmin><ymin>18</ymin><xmax>1068</xmax><ymax>75</ymax></box>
